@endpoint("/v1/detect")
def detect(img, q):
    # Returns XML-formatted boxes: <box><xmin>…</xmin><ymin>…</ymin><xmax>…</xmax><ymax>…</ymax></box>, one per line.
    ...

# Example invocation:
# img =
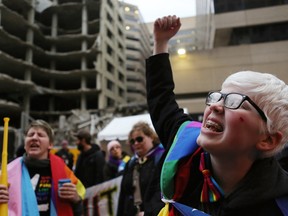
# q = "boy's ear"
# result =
<box><xmin>256</xmin><ymin>131</ymin><xmax>282</xmax><ymax>152</ymax></box>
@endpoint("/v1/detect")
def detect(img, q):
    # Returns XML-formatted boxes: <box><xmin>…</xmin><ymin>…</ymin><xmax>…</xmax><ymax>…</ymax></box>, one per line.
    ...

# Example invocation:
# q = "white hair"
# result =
<box><xmin>222</xmin><ymin>71</ymin><xmax>288</xmax><ymax>157</ymax></box>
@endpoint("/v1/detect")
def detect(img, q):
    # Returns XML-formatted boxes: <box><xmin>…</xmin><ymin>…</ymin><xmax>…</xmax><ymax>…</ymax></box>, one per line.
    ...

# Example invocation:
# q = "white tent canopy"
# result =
<box><xmin>97</xmin><ymin>113</ymin><xmax>154</xmax><ymax>141</ymax></box>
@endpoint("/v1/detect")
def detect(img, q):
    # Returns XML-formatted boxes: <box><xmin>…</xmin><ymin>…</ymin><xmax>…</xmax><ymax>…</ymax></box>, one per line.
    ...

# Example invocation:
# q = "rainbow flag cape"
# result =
<box><xmin>158</xmin><ymin>121</ymin><xmax>209</xmax><ymax>216</ymax></box>
<box><xmin>7</xmin><ymin>153</ymin><xmax>85</xmax><ymax>216</ymax></box>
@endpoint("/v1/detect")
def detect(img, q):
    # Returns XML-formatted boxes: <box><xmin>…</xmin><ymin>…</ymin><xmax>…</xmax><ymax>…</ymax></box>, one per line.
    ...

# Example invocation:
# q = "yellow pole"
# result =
<box><xmin>0</xmin><ymin>117</ymin><xmax>9</xmax><ymax>216</ymax></box>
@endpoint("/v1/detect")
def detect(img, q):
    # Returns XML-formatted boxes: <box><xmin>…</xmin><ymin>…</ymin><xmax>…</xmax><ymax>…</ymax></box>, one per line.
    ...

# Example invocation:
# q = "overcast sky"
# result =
<box><xmin>121</xmin><ymin>0</ymin><xmax>196</xmax><ymax>23</ymax></box>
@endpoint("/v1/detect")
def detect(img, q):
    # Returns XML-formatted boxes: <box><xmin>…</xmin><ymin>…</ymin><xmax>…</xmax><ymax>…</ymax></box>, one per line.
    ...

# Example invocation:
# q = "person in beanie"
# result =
<box><xmin>74</xmin><ymin>129</ymin><xmax>106</xmax><ymax>188</ymax></box>
<box><xmin>103</xmin><ymin>140</ymin><xmax>130</xmax><ymax>180</ymax></box>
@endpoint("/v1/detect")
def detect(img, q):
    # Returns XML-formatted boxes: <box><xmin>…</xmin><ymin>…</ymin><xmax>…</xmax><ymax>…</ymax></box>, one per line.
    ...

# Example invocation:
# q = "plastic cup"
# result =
<box><xmin>58</xmin><ymin>178</ymin><xmax>71</xmax><ymax>196</ymax></box>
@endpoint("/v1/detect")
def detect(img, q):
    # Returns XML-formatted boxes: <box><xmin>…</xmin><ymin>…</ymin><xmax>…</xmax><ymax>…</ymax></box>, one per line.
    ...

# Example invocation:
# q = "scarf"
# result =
<box><xmin>7</xmin><ymin>153</ymin><xmax>85</xmax><ymax>216</ymax></box>
<box><xmin>133</xmin><ymin>143</ymin><xmax>165</xmax><ymax>165</ymax></box>
<box><xmin>199</xmin><ymin>152</ymin><xmax>224</xmax><ymax>202</ymax></box>
<box><xmin>108</xmin><ymin>155</ymin><xmax>122</xmax><ymax>167</ymax></box>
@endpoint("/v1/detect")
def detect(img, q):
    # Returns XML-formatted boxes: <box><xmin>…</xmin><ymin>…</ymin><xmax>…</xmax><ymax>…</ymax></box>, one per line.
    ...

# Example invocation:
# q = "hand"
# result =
<box><xmin>153</xmin><ymin>15</ymin><xmax>181</xmax><ymax>54</ymax></box>
<box><xmin>58</xmin><ymin>183</ymin><xmax>81</xmax><ymax>203</ymax></box>
<box><xmin>0</xmin><ymin>184</ymin><xmax>9</xmax><ymax>203</ymax></box>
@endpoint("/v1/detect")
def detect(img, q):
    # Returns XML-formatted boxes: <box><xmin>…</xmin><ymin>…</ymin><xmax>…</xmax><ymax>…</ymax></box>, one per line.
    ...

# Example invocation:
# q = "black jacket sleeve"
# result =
<box><xmin>146</xmin><ymin>53</ymin><xmax>192</xmax><ymax>149</ymax></box>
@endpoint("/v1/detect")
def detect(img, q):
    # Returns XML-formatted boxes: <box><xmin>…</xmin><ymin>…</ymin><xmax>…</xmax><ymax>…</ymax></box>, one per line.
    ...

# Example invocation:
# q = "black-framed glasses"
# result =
<box><xmin>130</xmin><ymin>136</ymin><xmax>144</xmax><ymax>145</ymax></box>
<box><xmin>206</xmin><ymin>91</ymin><xmax>267</xmax><ymax>122</ymax></box>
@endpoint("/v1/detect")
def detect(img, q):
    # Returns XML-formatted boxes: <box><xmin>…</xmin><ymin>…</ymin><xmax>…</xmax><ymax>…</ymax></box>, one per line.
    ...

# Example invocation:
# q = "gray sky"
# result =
<box><xmin>121</xmin><ymin>0</ymin><xmax>196</xmax><ymax>22</ymax></box>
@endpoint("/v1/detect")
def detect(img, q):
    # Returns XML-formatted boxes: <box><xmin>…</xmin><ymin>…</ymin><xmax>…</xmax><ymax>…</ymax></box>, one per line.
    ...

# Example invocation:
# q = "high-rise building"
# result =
<box><xmin>119</xmin><ymin>1</ymin><xmax>151</xmax><ymax>104</ymax></box>
<box><xmin>0</xmin><ymin>0</ymin><xmax>127</xmax><ymax>128</ymax></box>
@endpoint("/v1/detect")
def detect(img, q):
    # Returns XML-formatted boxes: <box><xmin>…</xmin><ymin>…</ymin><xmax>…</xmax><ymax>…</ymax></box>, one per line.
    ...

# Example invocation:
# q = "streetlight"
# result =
<box><xmin>177</xmin><ymin>48</ymin><xmax>186</xmax><ymax>56</ymax></box>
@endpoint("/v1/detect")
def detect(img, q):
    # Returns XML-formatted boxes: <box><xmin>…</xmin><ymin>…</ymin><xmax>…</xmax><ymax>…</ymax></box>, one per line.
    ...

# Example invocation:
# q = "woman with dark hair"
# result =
<box><xmin>117</xmin><ymin>121</ymin><xmax>165</xmax><ymax>216</ymax></box>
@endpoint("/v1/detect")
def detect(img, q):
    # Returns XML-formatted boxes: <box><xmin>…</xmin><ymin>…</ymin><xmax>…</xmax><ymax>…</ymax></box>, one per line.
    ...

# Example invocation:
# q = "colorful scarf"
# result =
<box><xmin>108</xmin><ymin>155</ymin><xmax>122</xmax><ymax>167</ymax></box>
<box><xmin>199</xmin><ymin>152</ymin><xmax>224</xmax><ymax>202</ymax></box>
<box><xmin>132</xmin><ymin>143</ymin><xmax>165</xmax><ymax>165</ymax></box>
<box><xmin>158</xmin><ymin>121</ymin><xmax>223</xmax><ymax>215</ymax></box>
<box><xmin>7</xmin><ymin>153</ymin><xmax>85</xmax><ymax>216</ymax></box>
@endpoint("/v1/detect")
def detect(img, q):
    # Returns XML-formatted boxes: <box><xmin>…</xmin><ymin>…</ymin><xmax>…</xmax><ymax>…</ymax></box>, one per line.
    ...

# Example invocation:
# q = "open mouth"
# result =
<box><xmin>205</xmin><ymin>120</ymin><xmax>223</xmax><ymax>132</ymax></box>
<box><xmin>29</xmin><ymin>143</ymin><xmax>40</xmax><ymax>150</ymax></box>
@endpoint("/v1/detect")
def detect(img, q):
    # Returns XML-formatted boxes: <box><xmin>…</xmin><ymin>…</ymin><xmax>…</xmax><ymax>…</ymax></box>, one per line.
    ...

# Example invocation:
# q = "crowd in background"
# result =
<box><xmin>1</xmin><ymin>118</ymin><xmax>164</xmax><ymax>216</ymax></box>
<box><xmin>5</xmin><ymin>116</ymin><xmax>287</xmax><ymax>216</ymax></box>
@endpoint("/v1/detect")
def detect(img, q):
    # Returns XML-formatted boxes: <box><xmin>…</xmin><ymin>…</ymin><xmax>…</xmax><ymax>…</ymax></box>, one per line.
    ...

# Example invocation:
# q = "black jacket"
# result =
<box><xmin>146</xmin><ymin>53</ymin><xmax>288</xmax><ymax>216</ymax></box>
<box><xmin>74</xmin><ymin>144</ymin><xmax>106</xmax><ymax>188</ymax></box>
<box><xmin>55</xmin><ymin>148</ymin><xmax>74</xmax><ymax>170</ymax></box>
<box><xmin>117</xmin><ymin>144</ymin><xmax>165</xmax><ymax>216</ymax></box>
<box><xmin>277</xmin><ymin>146</ymin><xmax>288</xmax><ymax>171</ymax></box>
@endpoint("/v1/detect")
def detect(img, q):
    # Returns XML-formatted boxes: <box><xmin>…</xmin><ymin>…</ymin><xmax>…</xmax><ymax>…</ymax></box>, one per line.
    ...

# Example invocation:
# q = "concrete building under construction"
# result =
<box><xmin>0</xmin><ymin>0</ymin><xmax>127</xmax><ymax>129</ymax></box>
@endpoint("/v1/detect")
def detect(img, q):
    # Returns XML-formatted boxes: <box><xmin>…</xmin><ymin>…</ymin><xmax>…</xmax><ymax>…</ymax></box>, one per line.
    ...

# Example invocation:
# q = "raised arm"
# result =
<box><xmin>153</xmin><ymin>15</ymin><xmax>181</xmax><ymax>55</ymax></box>
<box><xmin>146</xmin><ymin>16</ymin><xmax>191</xmax><ymax>149</ymax></box>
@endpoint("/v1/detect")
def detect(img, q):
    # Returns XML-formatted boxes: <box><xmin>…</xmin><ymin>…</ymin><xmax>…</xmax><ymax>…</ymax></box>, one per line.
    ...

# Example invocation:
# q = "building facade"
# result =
<box><xmin>119</xmin><ymin>1</ymin><xmax>151</xmax><ymax>103</ymax></box>
<box><xmin>0</xmin><ymin>0</ymin><xmax>127</xmax><ymax>128</ymax></box>
<box><xmin>0</xmin><ymin>0</ymin><xmax>287</xmax><ymax>142</ymax></box>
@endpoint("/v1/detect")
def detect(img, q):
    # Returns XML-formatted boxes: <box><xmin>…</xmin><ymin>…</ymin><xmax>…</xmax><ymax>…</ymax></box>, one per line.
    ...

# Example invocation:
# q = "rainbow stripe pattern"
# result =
<box><xmin>158</xmin><ymin>121</ymin><xmax>223</xmax><ymax>215</ymax></box>
<box><xmin>7</xmin><ymin>153</ymin><xmax>85</xmax><ymax>216</ymax></box>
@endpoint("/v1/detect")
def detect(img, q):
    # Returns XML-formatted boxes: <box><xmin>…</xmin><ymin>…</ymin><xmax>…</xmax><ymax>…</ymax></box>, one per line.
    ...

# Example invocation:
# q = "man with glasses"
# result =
<box><xmin>146</xmin><ymin>15</ymin><xmax>288</xmax><ymax>215</ymax></box>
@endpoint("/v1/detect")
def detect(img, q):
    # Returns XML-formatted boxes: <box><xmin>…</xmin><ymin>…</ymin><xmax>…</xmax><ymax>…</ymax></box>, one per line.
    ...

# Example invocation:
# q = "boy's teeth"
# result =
<box><xmin>205</xmin><ymin>120</ymin><xmax>223</xmax><ymax>132</ymax></box>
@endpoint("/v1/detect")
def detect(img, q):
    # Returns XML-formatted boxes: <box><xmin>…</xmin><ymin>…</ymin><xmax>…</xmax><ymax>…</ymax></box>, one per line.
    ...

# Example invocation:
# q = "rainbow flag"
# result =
<box><xmin>7</xmin><ymin>154</ymin><xmax>85</xmax><ymax>216</ymax></box>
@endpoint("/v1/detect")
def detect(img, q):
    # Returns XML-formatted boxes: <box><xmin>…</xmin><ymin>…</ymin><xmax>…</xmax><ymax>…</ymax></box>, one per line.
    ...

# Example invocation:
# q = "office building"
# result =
<box><xmin>119</xmin><ymin>1</ymin><xmax>151</xmax><ymax>104</ymax></box>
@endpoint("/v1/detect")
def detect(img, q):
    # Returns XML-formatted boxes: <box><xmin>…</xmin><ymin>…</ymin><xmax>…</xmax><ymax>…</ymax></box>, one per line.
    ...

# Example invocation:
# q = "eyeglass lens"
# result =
<box><xmin>130</xmin><ymin>136</ymin><xmax>143</xmax><ymax>145</ymax></box>
<box><xmin>206</xmin><ymin>91</ymin><xmax>267</xmax><ymax>121</ymax></box>
<box><xmin>208</xmin><ymin>92</ymin><xmax>244</xmax><ymax>109</ymax></box>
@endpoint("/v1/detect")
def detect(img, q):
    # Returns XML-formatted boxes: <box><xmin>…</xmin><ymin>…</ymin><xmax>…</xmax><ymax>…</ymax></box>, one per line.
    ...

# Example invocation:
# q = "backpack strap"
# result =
<box><xmin>276</xmin><ymin>196</ymin><xmax>288</xmax><ymax>215</ymax></box>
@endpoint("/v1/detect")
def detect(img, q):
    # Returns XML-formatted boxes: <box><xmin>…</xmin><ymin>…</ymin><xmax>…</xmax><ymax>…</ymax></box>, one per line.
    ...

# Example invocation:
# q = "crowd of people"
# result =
<box><xmin>0</xmin><ymin>15</ymin><xmax>287</xmax><ymax>216</ymax></box>
<box><xmin>0</xmin><ymin>118</ymin><xmax>163</xmax><ymax>215</ymax></box>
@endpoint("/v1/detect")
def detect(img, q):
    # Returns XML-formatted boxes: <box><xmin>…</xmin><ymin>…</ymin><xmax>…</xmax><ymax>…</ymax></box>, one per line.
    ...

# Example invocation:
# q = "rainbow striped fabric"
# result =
<box><xmin>158</xmin><ymin>121</ymin><xmax>223</xmax><ymax>215</ymax></box>
<box><xmin>7</xmin><ymin>154</ymin><xmax>85</xmax><ymax>216</ymax></box>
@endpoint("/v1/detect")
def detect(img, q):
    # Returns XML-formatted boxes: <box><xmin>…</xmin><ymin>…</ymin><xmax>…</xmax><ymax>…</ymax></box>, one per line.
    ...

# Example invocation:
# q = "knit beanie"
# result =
<box><xmin>107</xmin><ymin>140</ymin><xmax>121</xmax><ymax>152</ymax></box>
